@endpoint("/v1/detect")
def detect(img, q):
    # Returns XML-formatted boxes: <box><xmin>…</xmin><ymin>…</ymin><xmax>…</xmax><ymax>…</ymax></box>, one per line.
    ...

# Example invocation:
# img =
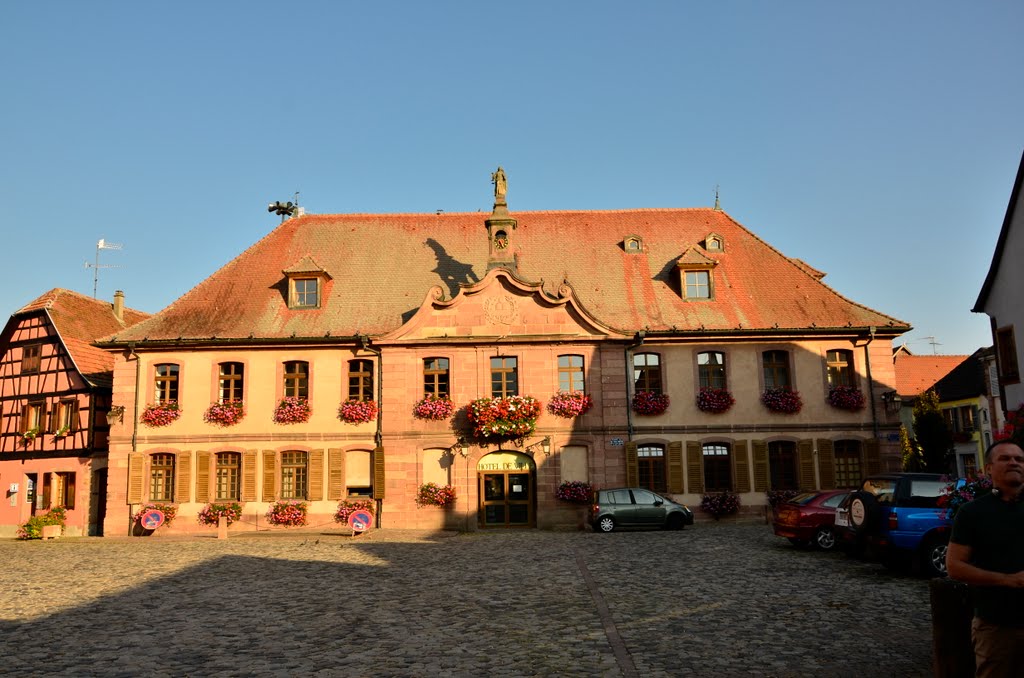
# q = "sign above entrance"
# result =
<box><xmin>476</xmin><ymin>451</ymin><xmax>536</xmax><ymax>472</ymax></box>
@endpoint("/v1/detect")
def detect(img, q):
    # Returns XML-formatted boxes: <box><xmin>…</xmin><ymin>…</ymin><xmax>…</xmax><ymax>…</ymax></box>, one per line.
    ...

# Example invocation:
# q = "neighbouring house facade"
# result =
<box><xmin>975</xmin><ymin>149</ymin><xmax>1024</xmax><ymax>416</ymax></box>
<box><xmin>97</xmin><ymin>171</ymin><xmax>910</xmax><ymax>535</ymax></box>
<box><xmin>0</xmin><ymin>289</ymin><xmax>149</xmax><ymax>537</ymax></box>
<box><xmin>932</xmin><ymin>348</ymin><xmax>1003</xmax><ymax>476</ymax></box>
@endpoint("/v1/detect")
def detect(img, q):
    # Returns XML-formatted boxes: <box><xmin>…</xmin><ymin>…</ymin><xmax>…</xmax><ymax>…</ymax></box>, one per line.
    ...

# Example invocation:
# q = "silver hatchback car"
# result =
<box><xmin>591</xmin><ymin>487</ymin><xmax>694</xmax><ymax>532</ymax></box>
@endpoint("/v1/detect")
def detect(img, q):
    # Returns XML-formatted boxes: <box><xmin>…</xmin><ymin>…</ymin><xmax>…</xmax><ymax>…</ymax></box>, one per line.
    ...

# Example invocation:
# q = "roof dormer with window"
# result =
<box><xmin>675</xmin><ymin>246</ymin><xmax>718</xmax><ymax>301</ymax></box>
<box><xmin>283</xmin><ymin>256</ymin><xmax>332</xmax><ymax>310</ymax></box>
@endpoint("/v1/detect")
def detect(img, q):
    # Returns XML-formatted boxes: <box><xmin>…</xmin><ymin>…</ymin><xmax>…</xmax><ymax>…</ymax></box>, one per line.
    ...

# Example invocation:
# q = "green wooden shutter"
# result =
<box><xmin>625</xmin><ymin>442</ymin><xmax>639</xmax><ymax>487</ymax></box>
<box><xmin>733</xmin><ymin>440</ymin><xmax>751</xmax><ymax>493</ymax></box>
<box><xmin>195</xmin><ymin>451</ymin><xmax>211</xmax><ymax>503</ymax></box>
<box><xmin>328</xmin><ymin>449</ymin><xmax>346</xmax><ymax>500</ymax></box>
<box><xmin>752</xmin><ymin>440</ymin><xmax>769</xmax><ymax>492</ymax></box>
<box><xmin>797</xmin><ymin>439</ymin><xmax>815</xmax><ymax>490</ymax></box>
<box><xmin>686</xmin><ymin>441</ymin><xmax>703</xmax><ymax>494</ymax></box>
<box><xmin>865</xmin><ymin>438</ymin><xmax>881</xmax><ymax>475</ymax></box>
<box><xmin>242</xmin><ymin>450</ymin><xmax>257</xmax><ymax>502</ymax></box>
<box><xmin>308</xmin><ymin>449</ymin><xmax>324</xmax><ymax>501</ymax></box>
<box><xmin>372</xmin><ymin>447</ymin><xmax>386</xmax><ymax>500</ymax></box>
<box><xmin>817</xmin><ymin>439</ymin><xmax>835</xmax><ymax>489</ymax></box>
<box><xmin>176</xmin><ymin>451</ymin><xmax>192</xmax><ymax>503</ymax></box>
<box><xmin>262</xmin><ymin>450</ymin><xmax>276</xmax><ymax>501</ymax></box>
<box><xmin>667</xmin><ymin>442</ymin><xmax>684</xmax><ymax>493</ymax></box>
<box><xmin>127</xmin><ymin>453</ymin><xmax>144</xmax><ymax>504</ymax></box>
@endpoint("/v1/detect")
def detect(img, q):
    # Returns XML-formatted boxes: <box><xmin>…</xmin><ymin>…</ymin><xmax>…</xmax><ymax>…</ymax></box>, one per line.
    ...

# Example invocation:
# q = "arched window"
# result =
<box><xmin>281</xmin><ymin>451</ymin><xmax>308</xmax><ymax>500</ymax></box>
<box><xmin>348</xmin><ymin>359</ymin><xmax>374</xmax><ymax>401</ymax></box>
<box><xmin>283</xmin><ymin>361</ymin><xmax>309</xmax><ymax>399</ymax></box>
<box><xmin>826</xmin><ymin>350</ymin><xmax>854</xmax><ymax>387</ymax></box>
<box><xmin>703</xmin><ymin>443</ymin><xmax>732</xmax><ymax>492</ymax></box>
<box><xmin>216</xmin><ymin>452</ymin><xmax>241</xmax><ymax>501</ymax></box>
<box><xmin>698</xmin><ymin>351</ymin><xmax>727</xmax><ymax>389</ymax></box>
<box><xmin>633</xmin><ymin>353</ymin><xmax>663</xmax><ymax>394</ymax></box>
<box><xmin>423</xmin><ymin>358</ymin><xmax>450</xmax><ymax>398</ymax></box>
<box><xmin>637</xmin><ymin>444</ymin><xmax>666</xmax><ymax>492</ymax></box>
<box><xmin>150</xmin><ymin>453</ymin><xmax>175</xmax><ymax>502</ymax></box>
<box><xmin>558</xmin><ymin>355</ymin><xmax>585</xmax><ymax>393</ymax></box>
<box><xmin>218</xmin><ymin>362</ymin><xmax>244</xmax><ymax>403</ymax></box>
<box><xmin>834</xmin><ymin>440</ymin><xmax>862</xmax><ymax>489</ymax></box>
<box><xmin>762</xmin><ymin>350</ymin><xmax>791</xmax><ymax>389</ymax></box>
<box><xmin>154</xmin><ymin>364</ymin><xmax>179</xmax><ymax>403</ymax></box>
<box><xmin>768</xmin><ymin>441</ymin><xmax>798</xmax><ymax>491</ymax></box>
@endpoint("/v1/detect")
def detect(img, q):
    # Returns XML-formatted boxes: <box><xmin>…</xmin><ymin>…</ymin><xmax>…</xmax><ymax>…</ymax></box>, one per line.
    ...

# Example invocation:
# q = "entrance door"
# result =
<box><xmin>480</xmin><ymin>472</ymin><xmax>534</xmax><ymax>528</ymax></box>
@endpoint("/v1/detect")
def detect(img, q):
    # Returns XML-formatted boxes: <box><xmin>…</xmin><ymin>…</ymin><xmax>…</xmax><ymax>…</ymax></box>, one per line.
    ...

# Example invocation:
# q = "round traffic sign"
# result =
<box><xmin>139</xmin><ymin>509</ymin><xmax>165</xmax><ymax>530</ymax></box>
<box><xmin>348</xmin><ymin>510</ymin><xmax>373</xmax><ymax>532</ymax></box>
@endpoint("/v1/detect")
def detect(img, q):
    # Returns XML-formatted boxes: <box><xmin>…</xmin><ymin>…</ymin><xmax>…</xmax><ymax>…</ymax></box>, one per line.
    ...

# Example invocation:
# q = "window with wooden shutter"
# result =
<box><xmin>667</xmin><ymin>442</ymin><xmax>684</xmax><ymax>493</ymax></box>
<box><xmin>308</xmin><ymin>449</ymin><xmax>324</xmax><ymax>501</ymax></box>
<box><xmin>685</xmin><ymin>441</ymin><xmax>703</xmax><ymax>494</ymax></box>
<box><xmin>195</xmin><ymin>451</ymin><xmax>211</xmax><ymax>503</ymax></box>
<box><xmin>624</xmin><ymin>442</ymin><xmax>638</xmax><ymax>487</ymax></box>
<box><xmin>733</xmin><ymin>440</ymin><xmax>751</xmax><ymax>493</ymax></box>
<box><xmin>768</xmin><ymin>441</ymin><xmax>798</xmax><ymax>491</ymax></box>
<box><xmin>703</xmin><ymin>443</ymin><xmax>732</xmax><ymax>491</ymax></box>
<box><xmin>263</xmin><ymin>450</ymin><xmax>277</xmax><ymax>501</ymax></box>
<box><xmin>372</xmin><ymin>447</ymin><xmax>385</xmax><ymax>500</ymax></box>
<box><xmin>797</xmin><ymin>440</ymin><xmax>815</xmax><ymax>490</ymax></box>
<box><xmin>61</xmin><ymin>472</ymin><xmax>76</xmax><ymax>509</ymax></box>
<box><xmin>127</xmin><ymin>453</ymin><xmax>144</xmax><ymax>504</ymax></box>
<box><xmin>817</xmin><ymin>439</ymin><xmax>835</xmax><ymax>489</ymax></box>
<box><xmin>752</xmin><ymin>440</ymin><xmax>769</xmax><ymax>492</ymax></box>
<box><xmin>242</xmin><ymin>450</ymin><xmax>257</xmax><ymax>501</ymax></box>
<box><xmin>865</xmin><ymin>438</ymin><xmax>881</xmax><ymax>475</ymax></box>
<box><xmin>328</xmin><ymin>449</ymin><xmax>346</xmax><ymax>500</ymax></box>
<box><xmin>177</xmin><ymin>452</ymin><xmax>192</xmax><ymax>503</ymax></box>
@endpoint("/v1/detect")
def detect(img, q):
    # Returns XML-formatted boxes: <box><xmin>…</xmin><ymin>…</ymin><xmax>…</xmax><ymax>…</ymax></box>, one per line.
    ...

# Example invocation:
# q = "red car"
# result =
<box><xmin>772</xmin><ymin>490</ymin><xmax>849</xmax><ymax>551</ymax></box>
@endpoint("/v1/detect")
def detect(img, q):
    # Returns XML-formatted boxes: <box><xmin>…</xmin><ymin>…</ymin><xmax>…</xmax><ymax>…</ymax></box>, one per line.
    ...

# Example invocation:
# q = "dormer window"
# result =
<box><xmin>624</xmin><ymin>236</ymin><xmax>643</xmax><ymax>253</ymax></box>
<box><xmin>675</xmin><ymin>245</ymin><xmax>718</xmax><ymax>301</ymax></box>
<box><xmin>703</xmin><ymin>233</ymin><xmax>725</xmax><ymax>252</ymax></box>
<box><xmin>684</xmin><ymin>270</ymin><xmax>711</xmax><ymax>299</ymax></box>
<box><xmin>283</xmin><ymin>255</ymin><xmax>332</xmax><ymax>310</ymax></box>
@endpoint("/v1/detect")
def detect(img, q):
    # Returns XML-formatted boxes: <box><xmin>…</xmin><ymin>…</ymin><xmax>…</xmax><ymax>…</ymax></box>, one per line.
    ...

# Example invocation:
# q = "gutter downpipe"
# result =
<box><xmin>360</xmin><ymin>335</ymin><xmax>384</xmax><ymax>528</ymax></box>
<box><xmin>128</xmin><ymin>343</ymin><xmax>140</xmax><ymax>537</ymax></box>
<box><xmin>864</xmin><ymin>327</ymin><xmax>879</xmax><ymax>440</ymax></box>
<box><xmin>625</xmin><ymin>331</ymin><xmax>646</xmax><ymax>441</ymax></box>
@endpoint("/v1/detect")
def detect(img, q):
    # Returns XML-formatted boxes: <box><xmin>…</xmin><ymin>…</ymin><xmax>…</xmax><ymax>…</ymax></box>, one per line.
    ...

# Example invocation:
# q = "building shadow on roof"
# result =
<box><xmin>425</xmin><ymin>238</ymin><xmax>479</xmax><ymax>300</ymax></box>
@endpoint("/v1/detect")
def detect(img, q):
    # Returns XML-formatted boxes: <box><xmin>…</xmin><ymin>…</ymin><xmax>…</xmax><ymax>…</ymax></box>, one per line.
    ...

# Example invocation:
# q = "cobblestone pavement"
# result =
<box><xmin>0</xmin><ymin>522</ymin><xmax>934</xmax><ymax>677</ymax></box>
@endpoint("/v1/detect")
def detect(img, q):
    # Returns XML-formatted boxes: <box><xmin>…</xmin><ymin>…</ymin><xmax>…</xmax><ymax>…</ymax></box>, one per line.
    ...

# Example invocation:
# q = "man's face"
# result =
<box><xmin>985</xmin><ymin>443</ymin><xmax>1024</xmax><ymax>489</ymax></box>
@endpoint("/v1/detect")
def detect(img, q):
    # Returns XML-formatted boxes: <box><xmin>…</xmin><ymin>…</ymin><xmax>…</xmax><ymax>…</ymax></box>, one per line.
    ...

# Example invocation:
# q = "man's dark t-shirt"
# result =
<box><xmin>950</xmin><ymin>491</ymin><xmax>1024</xmax><ymax>626</ymax></box>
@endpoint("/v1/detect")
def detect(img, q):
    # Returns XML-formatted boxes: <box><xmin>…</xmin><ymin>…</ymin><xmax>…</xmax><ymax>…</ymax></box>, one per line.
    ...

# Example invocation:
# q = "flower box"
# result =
<box><xmin>555</xmin><ymin>480</ymin><xmax>593</xmax><ymax>504</ymax></box>
<box><xmin>204</xmin><ymin>400</ymin><xmax>245</xmax><ymax>427</ymax></box>
<box><xmin>140</xmin><ymin>401</ymin><xmax>181</xmax><ymax>427</ymax></box>
<box><xmin>197</xmin><ymin>502</ymin><xmax>244</xmax><ymax>526</ymax></box>
<box><xmin>701</xmin><ymin>492</ymin><xmax>740</xmax><ymax>519</ymax></box>
<box><xmin>274</xmin><ymin>397</ymin><xmax>311</xmax><ymax>424</ymax></box>
<box><xmin>416</xmin><ymin>483</ymin><xmax>457</xmax><ymax>507</ymax></box>
<box><xmin>466</xmin><ymin>395</ymin><xmax>542</xmax><ymax>442</ymax></box>
<box><xmin>827</xmin><ymin>385</ymin><xmax>865</xmax><ymax>411</ymax></box>
<box><xmin>266</xmin><ymin>500</ymin><xmax>308</xmax><ymax>527</ymax></box>
<box><xmin>338</xmin><ymin>399</ymin><xmax>378</xmax><ymax>424</ymax></box>
<box><xmin>413</xmin><ymin>395</ymin><xmax>455</xmax><ymax>421</ymax></box>
<box><xmin>40</xmin><ymin>524</ymin><xmax>61</xmax><ymax>540</ymax></box>
<box><xmin>697</xmin><ymin>387</ymin><xmax>735</xmax><ymax>414</ymax></box>
<box><xmin>761</xmin><ymin>387</ymin><xmax>803</xmax><ymax>414</ymax></box>
<box><xmin>632</xmin><ymin>391</ymin><xmax>670</xmax><ymax>416</ymax></box>
<box><xmin>547</xmin><ymin>392</ymin><xmax>593</xmax><ymax>419</ymax></box>
<box><xmin>334</xmin><ymin>499</ymin><xmax>375</xmax><ymax>524</ymax></box>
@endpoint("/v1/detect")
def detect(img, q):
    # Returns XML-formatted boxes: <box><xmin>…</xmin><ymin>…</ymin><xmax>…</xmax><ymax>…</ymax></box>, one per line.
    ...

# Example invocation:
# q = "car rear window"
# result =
<box><xmin>788</xmin><ymin>493</ymin><xmax>819</xmax><ymax>505</ymax></box>
<box><xmin>821</xmin><ymin>493</ymin><xmax>848</xmax><ymax>509</ymax></box>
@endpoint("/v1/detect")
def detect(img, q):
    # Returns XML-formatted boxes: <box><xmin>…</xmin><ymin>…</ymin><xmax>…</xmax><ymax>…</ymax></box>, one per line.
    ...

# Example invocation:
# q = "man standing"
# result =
<box><xmin>947</xmin><ymin>440</ymin><xmax>1024</xmax><ymax>677</ymax></box>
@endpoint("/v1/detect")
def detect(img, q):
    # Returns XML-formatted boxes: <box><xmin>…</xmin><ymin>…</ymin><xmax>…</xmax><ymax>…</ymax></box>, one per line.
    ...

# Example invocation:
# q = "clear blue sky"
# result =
<box><xmin>3</xmin><ymin>1</ymin><xmax>1021</xmax><ymax>356</ymax></box>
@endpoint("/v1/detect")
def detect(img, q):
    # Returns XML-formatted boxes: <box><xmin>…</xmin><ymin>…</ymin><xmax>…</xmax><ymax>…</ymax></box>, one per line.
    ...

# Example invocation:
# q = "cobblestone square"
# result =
<box><xmin>0</xmin><ymin>523</ymin><xmax>933</xmax><ymax>677</ymax></box>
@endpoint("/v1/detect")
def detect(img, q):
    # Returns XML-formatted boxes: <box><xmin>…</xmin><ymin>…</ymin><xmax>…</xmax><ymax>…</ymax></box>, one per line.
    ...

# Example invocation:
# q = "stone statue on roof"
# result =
<box><xmin>491</xmin><ymin>167</ymin><xmax>507</xmax><ymax>204</ymax></box>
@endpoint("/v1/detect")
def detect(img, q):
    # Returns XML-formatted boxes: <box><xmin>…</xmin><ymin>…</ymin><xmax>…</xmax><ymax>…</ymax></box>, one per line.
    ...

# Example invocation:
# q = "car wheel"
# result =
<box><xmin>814</xmin><ymin>527</ymin><xmax>836</xmax><ymax>551</ymax></box>
<box><xmin>597</xmin><ymin>516</ymin><xmax>615</xmax><ymax>533</ymax></box>
<box><xmin>666</xmin><ymin>514</ymin><xmax>684</xmax><ymax>531</ymax></box>
<box><xmin>921</xmin><ymin>535</ymin><xmax>949</xmax><ymax>578</ymax></box>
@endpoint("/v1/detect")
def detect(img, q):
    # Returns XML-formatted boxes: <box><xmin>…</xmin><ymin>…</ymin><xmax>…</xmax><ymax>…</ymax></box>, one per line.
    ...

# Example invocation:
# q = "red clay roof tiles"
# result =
<box><xmin>893</xmin><ymin>353</ymin><xmax>969</xmax><ymax>397</ymax></box>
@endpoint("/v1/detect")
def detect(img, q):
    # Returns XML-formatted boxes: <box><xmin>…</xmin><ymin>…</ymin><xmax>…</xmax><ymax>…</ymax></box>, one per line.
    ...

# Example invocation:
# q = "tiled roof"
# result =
<box><xmin>104</xmin><ymin>208</ymin><xmax>910</xmax><ymax>343</ymax></box>
<box><xmin>932</xmin><ymin>348</ymin><xmax>989</xmax><ymax>402</ymax></box>
<box><xmin>13</xmin><ymin>289</ymin><xmax>150</xmax><ymax>386</ymax></box>
<box><xmin>893</xmin><ymin>353</ymin><xmax>969</xmax><ymax>397</ymax></box>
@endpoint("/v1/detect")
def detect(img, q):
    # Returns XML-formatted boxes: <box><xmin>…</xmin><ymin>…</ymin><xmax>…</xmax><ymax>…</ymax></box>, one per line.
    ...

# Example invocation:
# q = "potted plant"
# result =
<box><xmin>141</xmin><ymin>401</ymin><xmax>181</xmax><ymax>427</ymax></box>
<box><xmin>466</xmin><ymin>395</ymin><xmax>542</xmax><ymax>442</ymax></box>
<box><xmin>266</xmin><ymin>500</ymin><xmax>308</xmax><ymax>527</ymax></box>
<box><xmin>204</xmin><ymin>400</ymin><xmax>245</xmax><ymax>427</ymax></box>
<box><xmin>827</xmin><ymin>385</ymin><xmax>866</xmax><ymax>411</ymax></box>
<box><xmin>274</xmin><ymin>397</ymin><xmax>311</xmax><ymax>424</ymax></box>
<box><xmin>413</xmin><ymin>394</ymin><xmax>456</xmax><ymax>421</ymax></box>
<box><xmin>761</xmin><ymin>387</ymin><xmax>803</xmax><ymax>414</ymax></box>
<box><xmin>197</xmin><ymin>502</ymin><xmax>244</xmax><ymax>526</ymax></box>
<box><xmin>54</xmin><ymin>425</ymin><xmax>70</xmax><ymax>438</ymax></box>
<box><xmin>697</xmin><ymin>387</ymin><xmax>735</xmax><ymax>414</ymax></box>
<box><xmin>547</xmin><ymin>392</ymin><xmax>593</xmax><ymax>419</ymax></box>
<box><xmin>338</xmin><ymin>399</ymin><xmax>378</xmax><ymax>424</ymax></box>
<box><xmin>700</xmin><ymin>492</ymin><xmax>741</xmax><ymax>520</ymax></box>
<box><xmin>416</xmin><ymin>483</ymin><xmax>457</xmax><ymax>507</ymax></box>
<box><xmin>632</xmin><ymin>391</ymin><xmax>670</xmax><ymax>416</ymax></box>
<box><xmin>16</xmin><ymin>506</ymin><xmax>67</xmax><ymax>540</ymax></box>
<box><xmin>21</xmin><ymin>427</ymin><xmax>40</xmax><ymax>444</ymax></box>
<box><xmin>555</xmin><ymin>480</ymin><xmax>594</xmax><ymax>504</ymax></box>
<box><xmin>334</xmin><ymin>499</ymin><xmax>375</xmax><ymax>524</ymax></box>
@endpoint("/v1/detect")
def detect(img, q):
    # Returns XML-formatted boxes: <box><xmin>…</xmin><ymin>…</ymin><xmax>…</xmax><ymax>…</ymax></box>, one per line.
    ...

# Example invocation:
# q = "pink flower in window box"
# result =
<box><xmin>274</xmin><ymin>397</ymin><xmax>311</xmax><ymax>424</ymax></box>
<box><xmin>632</xmin><ymin>391</ymin><xmax>670</xmax><ymax>416</ymax></box>
<box><xmin>413</xmin><ymin>394</ymin><xmax>455</xmax><ymax>421</ymax></box>
<box><xmin>547</xmin><ymin>391</ymin><xmax>593</xmax><ymax>419</ymax></box>
<box><xmin>697</xmin><ymin>387</ymin><xmax>735</xmax><ymax>414</ymax></box>
<box><xmin>761</xmin><ymin>387</ymin><xmax>803</xmax><ymax>414</ymax></box>
<box><xmin>338</xmin><ymin>399</ymin><xmax>378</xmax><ymax>424</ymax></box>
<box><xmin>204</xmin><ymin>400</ymin><xmax>245</xmax><ymax>427</ymax></box>
<box><xmin>140</xmin><ymin>401</ymin><xmax>181</xmax><ymax>427</ymax></box>
<box><xmin>826</xmin><ymin>385</ymin><xmax>865</xmax><ymax>411</ymax></box>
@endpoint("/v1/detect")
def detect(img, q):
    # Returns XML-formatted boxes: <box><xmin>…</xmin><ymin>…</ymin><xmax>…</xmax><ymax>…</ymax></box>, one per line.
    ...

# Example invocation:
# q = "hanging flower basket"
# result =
<box><xmin>466</xmin><ymin>395</ymin><xmax>542</xmax><ymax>441</ymax></box>
<box><xmin>197</xmin><ymin>502</ymin><xmax>244</xmax><ymax>526</ymax></box>
<box><xmin>700</xmin><ymin>492</ymin><xmax>740</xmax><ymax>520</ymax></box>
<box><xmin>632</xmin><ymin>391</ymin><xmax>670</xmax><ymax>416</ymax></box>
<box><xmin>547</xmin><ymin>392</ymin><xmax>593</xmax><ymax>419</ymax></box>
<box><xmin>140</xmin><ymin>401</ymin><xmax>181</xmax><ymax>427</ymax></box>
<box><xmin>555</xmin><ymin>480</ymin><xmax>594</xmax><ymax>504</ymax></box>
<box><xmin>204</xmin><ymin>400</ymin><xmax>245</xmax><ymax>427</ymax></box>
<box><xmin>274</xmin><ymin>397</ymin><xmax>311</xmax><ymax>424</ymax></box>
<box><xmin>334</xmin><ymin>499</ymin><xmax>375</xmax><ymax>524</ymax></box>
<box><xmin>416</xmin><ymin>483</ymin><xmax>457</xmax><ymax>507</ymax></box>
<box><xmin>266</xmin><ymin>500</ymin><xmax>308</xmax><ymax>527</ymax></box>
<box><xmin>413</xmin><ymin>394</ymin><xmax>455</xmax><ymax>421</ymax></box>
<box><xmin>697</xmin><ymin>387</ymin><xmax>735</xmax><ymax>414</ymax></box>
<box><xmin>761</xmin><ymin>387</ymin><xmax>803</xmax><ymax>414</ymax></box>
<box><xmin>338</xmin><ymin>399</ymin><xmax>378</xmax><ymax>424</ymax></box>
<box><xmin>827</xmin><ymin>385</ymin><xmax>865</xmax><ymax>411</ymax></box>
<box><xmin>135</xmin><ymin>502</ymin><xmax>178</xmax><ymax>527</ymax></box>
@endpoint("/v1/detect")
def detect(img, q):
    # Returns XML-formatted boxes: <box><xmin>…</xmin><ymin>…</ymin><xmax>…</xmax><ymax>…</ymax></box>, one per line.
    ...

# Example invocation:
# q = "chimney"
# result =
<box><xmin>113</xmin><ymin>290</ymin><xmax>124</xmax><ymax>323</ymax></box>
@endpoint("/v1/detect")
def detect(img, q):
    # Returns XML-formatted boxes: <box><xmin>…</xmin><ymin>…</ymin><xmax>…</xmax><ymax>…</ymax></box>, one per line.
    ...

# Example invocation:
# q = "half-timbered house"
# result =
<box><xmin>0</xmin><ymin>289</ymin><xmax>149</xmax><ymax>536</ymax></box>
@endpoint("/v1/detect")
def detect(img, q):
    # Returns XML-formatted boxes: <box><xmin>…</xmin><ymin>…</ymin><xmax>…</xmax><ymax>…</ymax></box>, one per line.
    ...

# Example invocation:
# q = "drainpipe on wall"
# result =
<box><xmin>360</xmin><ymin>335</ymin><xmax>384</xmax><ymax>528</ymax></box>
<box><xmin>864</xmin><ymin>327</ymin><xmax>879</xmax><ymax>440</ymax></box>
<box><xmin>129</xmin><ymin>343</ymin><xmax>140</xmax><ymax>537</ymax></box>
<box><xmin>624</xmin><ymin>331</ymin><xmax>646</xmax><ymax>441</ymax></box>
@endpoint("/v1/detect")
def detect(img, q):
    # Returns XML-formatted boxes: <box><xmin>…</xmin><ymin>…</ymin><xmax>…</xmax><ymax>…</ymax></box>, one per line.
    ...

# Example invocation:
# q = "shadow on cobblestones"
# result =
<box><xmin>0</xmin><ymin>524</ymin><xmax>933</xmax><ymax>677</ymax></box>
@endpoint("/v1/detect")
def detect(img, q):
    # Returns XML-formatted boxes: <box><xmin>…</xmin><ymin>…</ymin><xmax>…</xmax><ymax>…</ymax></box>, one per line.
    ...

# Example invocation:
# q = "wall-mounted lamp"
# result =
<box><xmin>882</xmin><ymin>391</ymin><xmax>902</xmax><ymax>414</ymax></box>
<box><xmin>527</xmin><ymin>436</ymin><xmax>552</xmax><ymax>457</ymax></box>
<box><xmin>450</xmin><ymin>439</ymin><xmax>467</xmax><ymax>457</ymax></box>
<box><xmin>106</xmin><ymin>405</ymin><xmax>125</xmax><ymax>427</ymax></box>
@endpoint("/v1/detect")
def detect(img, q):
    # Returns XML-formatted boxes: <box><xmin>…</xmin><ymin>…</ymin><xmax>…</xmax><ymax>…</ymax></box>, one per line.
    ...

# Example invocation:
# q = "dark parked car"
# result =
<box><xmin>591</xmin><ymin>488</ymin><xmax>694</xmax><ymax>533</ymax></box>
<box><xmin>772</xmin><ymin>490</ymin><xmax>849</xmax><ymax>550</ymax></box>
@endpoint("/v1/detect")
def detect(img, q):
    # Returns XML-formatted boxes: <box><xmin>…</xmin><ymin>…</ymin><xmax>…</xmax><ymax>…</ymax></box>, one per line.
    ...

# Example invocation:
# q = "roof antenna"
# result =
<box><xmin>713</xmin><ymin>185</ymin><xmax>721</xmax><ymax>211</ymax></box>
<box><xmin>84</xmin><ymin>238</ymin><xmax>123</xmax><ymax>298</ymax></box>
